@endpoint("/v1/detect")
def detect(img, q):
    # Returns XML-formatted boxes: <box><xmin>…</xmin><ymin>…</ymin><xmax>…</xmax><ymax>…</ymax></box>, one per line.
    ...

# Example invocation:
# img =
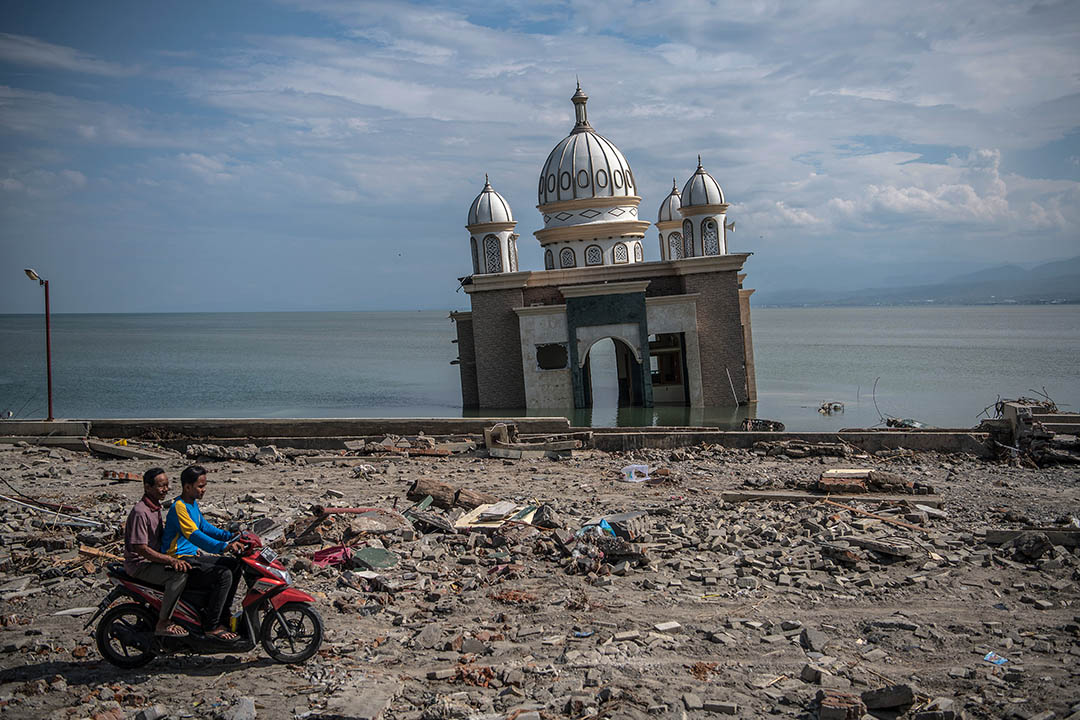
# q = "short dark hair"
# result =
<box><xmin>143</xmin><ymin>467</ymin><xmax>166</xmax><ymax>485</ymax></box>
<box><xmin>180</xmin><ymin>465</ymin><xmax>207</xmax><ymax>486</ymax></box>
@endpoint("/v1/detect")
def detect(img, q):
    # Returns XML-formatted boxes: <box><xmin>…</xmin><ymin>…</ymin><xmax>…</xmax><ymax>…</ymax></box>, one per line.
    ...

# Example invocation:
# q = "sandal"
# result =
<box><xmin>206</xmin><ymin>627</ymin><xmax>240</xmax><ymax>642</ymax></box>
<box><xmin>155</xmin><ymin>623</ymin><xmax>189</xmax><ymax>638</ymax></box>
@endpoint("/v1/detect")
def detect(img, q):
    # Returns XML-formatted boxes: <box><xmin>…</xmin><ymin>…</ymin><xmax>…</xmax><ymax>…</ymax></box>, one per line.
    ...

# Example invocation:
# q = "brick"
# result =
<box><xmin>816</xmin><ymin>689</ymin><xmax>867</xmax><ymax>720</ymax></box>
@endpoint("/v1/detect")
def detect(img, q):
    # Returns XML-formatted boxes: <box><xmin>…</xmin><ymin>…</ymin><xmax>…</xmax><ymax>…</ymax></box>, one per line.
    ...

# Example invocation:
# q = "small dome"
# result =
<box><xmin>467</xmin><ymin>176</ymin><xmax>514</xmax><ymax>226</ymax></box>
<box><xmin>657</xmin><ymin>178</ymin><xmax>682</xmax><ymax>222</ymax></box>
<box><xmin>681</xmin><ymin>157</ymin><xmax>725</xmax><ymax>207</ymax></box>
<box><xmin>537</xmin><ymin>85</ymin><xmax>637</xmax><ymax>206</ymax></box>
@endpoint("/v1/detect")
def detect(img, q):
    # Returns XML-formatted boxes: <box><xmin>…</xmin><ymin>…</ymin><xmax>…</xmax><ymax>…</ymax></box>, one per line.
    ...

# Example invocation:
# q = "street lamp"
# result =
<box><xmin>23</xmin><ymin>268</ymin><xmax>53</xmax><ymax>421</ymax></box>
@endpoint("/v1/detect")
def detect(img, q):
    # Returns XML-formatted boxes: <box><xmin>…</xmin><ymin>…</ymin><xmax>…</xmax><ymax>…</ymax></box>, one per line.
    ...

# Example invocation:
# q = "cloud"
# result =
<box><xmin>1</xmin><ymin>1</ymin><xmax>1078</xmax><ymax>312</ymax></box>
<box><xmin>0</xmin><ymin>33</ymin><xmax>134</xmax><ymax>76</ymax></box>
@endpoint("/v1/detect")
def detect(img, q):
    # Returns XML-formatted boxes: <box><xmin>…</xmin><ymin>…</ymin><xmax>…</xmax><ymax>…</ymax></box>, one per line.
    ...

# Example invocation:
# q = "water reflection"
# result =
<box><xmin>463</xmin><ymin>403</ymin><xmax>757</xmax><ymax>429</ymax></box>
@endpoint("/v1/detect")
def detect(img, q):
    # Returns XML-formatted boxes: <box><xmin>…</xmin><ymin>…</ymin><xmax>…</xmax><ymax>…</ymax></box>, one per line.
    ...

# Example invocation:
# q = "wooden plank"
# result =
<box><xmin>720</xmin><ymin>489</ymin><xmax>942</xmax><ymax>508</ymax></box>
<box><xmin>984</xmin><ymin>528</ymin><xmax>1080</xmax><ymax>548</ymax></box>
<box><xmin>821</xmin><ymin>499</ymin><xmax>934</xmax><ymax>534</ymax></box>
<box><xmin>820</xmin><ymin>469</ymin><xmax>873</xmax><ymax>479</ymax></box>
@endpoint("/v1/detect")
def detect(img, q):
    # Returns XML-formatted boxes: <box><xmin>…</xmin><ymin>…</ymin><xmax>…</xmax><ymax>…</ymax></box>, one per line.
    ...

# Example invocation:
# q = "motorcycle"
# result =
<box><xmin>87</xmin><ymin>531</ymin><xmax>323</xmax><ymax>668</ymax></box>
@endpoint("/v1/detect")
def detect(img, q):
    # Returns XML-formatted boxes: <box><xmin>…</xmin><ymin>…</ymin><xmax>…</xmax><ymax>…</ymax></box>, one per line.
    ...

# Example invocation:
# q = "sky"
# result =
<box><xmin>0</xmin><ymin>0</ymin><xmax>1078</xmax><ymax>313</ymax></box>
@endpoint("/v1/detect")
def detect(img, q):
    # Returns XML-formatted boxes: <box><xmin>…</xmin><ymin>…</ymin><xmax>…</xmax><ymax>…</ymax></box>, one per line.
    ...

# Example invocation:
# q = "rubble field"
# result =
<box><xmin>1</xmin><ymin>438</ymin><xmax>1079</xmax><ymax>720</ymax></box>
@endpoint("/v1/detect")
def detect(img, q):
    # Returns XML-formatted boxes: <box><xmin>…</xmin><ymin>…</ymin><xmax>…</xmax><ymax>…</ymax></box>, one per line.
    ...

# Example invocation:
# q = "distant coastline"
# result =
<box><xmin>753</xmin><ymin>255</ymin><xmax>1080</xmax><ymax>308</ymax></box>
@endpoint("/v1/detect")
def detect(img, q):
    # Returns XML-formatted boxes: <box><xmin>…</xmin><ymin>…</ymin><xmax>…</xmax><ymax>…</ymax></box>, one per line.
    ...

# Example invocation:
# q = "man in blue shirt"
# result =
<box><xmin>162</xmin><ymin>465</ymin><xmax>243</xmax><ymax>641</ymax></box>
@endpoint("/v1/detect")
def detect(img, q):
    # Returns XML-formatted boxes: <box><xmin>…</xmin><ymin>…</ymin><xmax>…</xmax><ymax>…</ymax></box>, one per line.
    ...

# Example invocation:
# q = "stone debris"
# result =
<box><xmin>0</xmin><ymin>439</ymin><xmax>1077</xmax><ymax>718</ymax></box>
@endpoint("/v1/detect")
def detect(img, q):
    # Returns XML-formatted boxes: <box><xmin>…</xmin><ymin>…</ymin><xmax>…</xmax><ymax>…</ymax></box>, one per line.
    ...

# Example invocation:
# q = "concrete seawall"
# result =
<box><xmin>0</xmin><ymin>418</ymin><xmax>991</xmax><ymax>456</ymax></box>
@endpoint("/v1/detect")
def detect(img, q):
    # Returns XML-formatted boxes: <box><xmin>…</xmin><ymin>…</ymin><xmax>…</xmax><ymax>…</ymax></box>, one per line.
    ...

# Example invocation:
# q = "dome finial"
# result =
<box><xmin>485</xmin><ymin>173</ymin><xmax>490</xmax><ymax>186</ymax></box>
<box><xmin>672</xmin><ymin>177</ymin><xmax>677</xmax><ymax>191</ymax></box>
<box><xmin>571</xmin><ymin>81</ymin><xmax>590</xmax><ymax>132</ymax></box>
<box><xmin>697</xmin><ymin>154</ymin><xmax>702</xmax><ymax>168</ymax></box>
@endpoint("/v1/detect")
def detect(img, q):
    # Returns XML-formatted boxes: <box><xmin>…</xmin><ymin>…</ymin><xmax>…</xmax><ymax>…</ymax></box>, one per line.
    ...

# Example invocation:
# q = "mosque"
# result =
<box><xmin>451</xmin><ymin>85</ymin><xmax>757</xmax><ymax>410</ymax></box>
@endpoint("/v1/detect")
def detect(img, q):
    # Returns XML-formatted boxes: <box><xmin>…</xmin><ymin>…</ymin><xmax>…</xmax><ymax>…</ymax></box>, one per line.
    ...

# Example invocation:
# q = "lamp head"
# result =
<box><xmin>24</xmin><ymin>268</ymin><xmax>40</xmax><ymax>282</ymax></box>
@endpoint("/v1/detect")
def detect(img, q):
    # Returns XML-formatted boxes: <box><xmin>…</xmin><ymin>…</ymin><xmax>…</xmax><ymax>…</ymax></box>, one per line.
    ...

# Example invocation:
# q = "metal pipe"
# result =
<box><xmin>44</xmin><ymin>279</ymin><xmax>53</xmax><ymax>421</ymax></box>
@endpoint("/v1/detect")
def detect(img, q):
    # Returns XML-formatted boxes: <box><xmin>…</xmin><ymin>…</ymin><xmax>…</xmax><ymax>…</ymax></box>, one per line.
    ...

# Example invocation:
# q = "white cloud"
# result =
<box><xmin>1</xmin><ymin>1</ymin><xmax>1079</xmax><ymax>311</ymax></box>
<box><xmin>0</xmin><ymin>33</ymin><xmax>135</xmax><ymax>76</ymax></box>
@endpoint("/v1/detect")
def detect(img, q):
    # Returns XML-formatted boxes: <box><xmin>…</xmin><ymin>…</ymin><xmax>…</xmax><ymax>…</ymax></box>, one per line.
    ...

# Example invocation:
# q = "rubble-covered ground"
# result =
<box><xmin>1</xmin><ymin>439</ymin><xmax>1079</xmax><ymax>720</ymax></box>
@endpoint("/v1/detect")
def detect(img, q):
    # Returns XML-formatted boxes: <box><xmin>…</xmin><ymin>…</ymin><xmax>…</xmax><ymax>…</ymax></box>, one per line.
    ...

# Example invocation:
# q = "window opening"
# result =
<box><xmin>484</xmin><ymin>234</ymin><xmax>502</xmax><ymax>274</ymax></box>
<box><xmin>703</xmin><ymin>219</ymin><xmax>720</xmax><ymax>255</ymax></box>
<box><xmin>613</xmin><ymin>242</ymin><xmax>628</xmax><ymax>264</ymax></box>
<box><xmin>585</xmin><ymin>245</ymin><xmax>603</xmax><ymax>266</ymax></box>
<box><xmin>669</xmin><ymin>232</ymin><xmax>683</xmax><ymax>260</ymax></box>
<box><xmin>536</xmin><ymin>343</ymin><xmax>568</xmax><ymax>370</ymax></box>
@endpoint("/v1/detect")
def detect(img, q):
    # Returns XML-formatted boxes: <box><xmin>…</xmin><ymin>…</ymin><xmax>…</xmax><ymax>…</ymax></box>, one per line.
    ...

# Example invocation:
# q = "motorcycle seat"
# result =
<box><xmin>106</xmin><ymin>563</ymin><xmax>166</xmax><ymax>591</ymax></box>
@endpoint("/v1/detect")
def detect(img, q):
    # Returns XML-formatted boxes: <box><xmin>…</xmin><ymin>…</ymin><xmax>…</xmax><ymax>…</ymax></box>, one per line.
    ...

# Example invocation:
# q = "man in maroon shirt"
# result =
<box><xmin>124</xmin><ymin>467</ymin><xmax>191</xmax><ymax>637</ymax></box>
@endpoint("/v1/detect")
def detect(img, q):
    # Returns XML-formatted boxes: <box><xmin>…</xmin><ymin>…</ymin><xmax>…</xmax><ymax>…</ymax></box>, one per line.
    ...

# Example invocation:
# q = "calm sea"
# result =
<box><xmin>0</xmin><ymin>306</ymin><xmax>1077</xmax><ymax>430</ymax></box>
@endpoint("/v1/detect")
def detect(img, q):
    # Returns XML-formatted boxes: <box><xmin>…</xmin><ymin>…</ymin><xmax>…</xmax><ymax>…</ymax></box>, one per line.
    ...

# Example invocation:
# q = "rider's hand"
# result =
<box><xmin>170</xmin><ymin>558</ymin><xmax>191</xmax><ymax>572</ymax></box>
<box><xmin>227</xmin><ymin>541</ymin><xmax>245</xmax><ymax>555</ymax></box>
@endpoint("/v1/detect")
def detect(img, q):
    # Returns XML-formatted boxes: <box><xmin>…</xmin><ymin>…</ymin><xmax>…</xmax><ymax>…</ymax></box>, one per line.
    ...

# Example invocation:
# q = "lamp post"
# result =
<box><xmin>23</xmin><ymin>268</ymin><xmax>53</xmax><ymax>421</ymax></box>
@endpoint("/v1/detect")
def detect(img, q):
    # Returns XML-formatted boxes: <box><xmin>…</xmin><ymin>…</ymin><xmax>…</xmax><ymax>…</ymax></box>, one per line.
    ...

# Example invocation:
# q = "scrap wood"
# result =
<box><xmin>1</xmin><ymin>477</ymin><xmax>81</xmax><ymax>513</ymax></box>
<box><xmin>820</xmin><ymin>499</ymin><xmax>932</xmax><ymax>535</ymax></box>
<box><xmin>0</xmin><ymin>493</ymin><xmax>106</xmax><ymax>527</ymax></box>
<box><xmin>79</xmin><ymin>545</ymin><xmax>122</xmax><ymax>562</ymax></box>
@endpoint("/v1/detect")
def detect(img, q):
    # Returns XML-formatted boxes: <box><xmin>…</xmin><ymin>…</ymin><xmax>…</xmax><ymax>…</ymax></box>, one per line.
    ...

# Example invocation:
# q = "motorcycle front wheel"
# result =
<box><xmin>260</xmin><ymin>602</ymin><xmax>323</xmax><ymax>664</ymax></box>
<box><xmin>95</xmin><ymin>603</ymin><xmax>158</xmax><ymax>668</ymax></box>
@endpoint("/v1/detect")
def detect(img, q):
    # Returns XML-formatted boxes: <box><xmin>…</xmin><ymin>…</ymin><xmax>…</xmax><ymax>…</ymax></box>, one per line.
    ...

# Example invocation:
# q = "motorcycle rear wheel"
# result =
<box><xmin>95</xmin><ymin>603</ymin><xmax>158</xmax><ymax>668</ymax></box>
<box><xmin>260</xmin><ymin>602</ymin><xmax>323</xmax><ymax>664</ymax></box>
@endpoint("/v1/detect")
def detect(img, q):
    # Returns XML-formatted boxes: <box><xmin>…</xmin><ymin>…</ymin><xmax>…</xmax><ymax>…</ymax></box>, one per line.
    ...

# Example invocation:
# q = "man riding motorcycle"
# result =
<box><xmin>161</xmin><ymin>465</ymin><xmax>244</xmax><ymax>641</ymax></box>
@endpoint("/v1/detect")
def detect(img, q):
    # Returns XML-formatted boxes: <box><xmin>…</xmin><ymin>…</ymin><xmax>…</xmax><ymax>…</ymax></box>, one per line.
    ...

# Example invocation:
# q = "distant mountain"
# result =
<box><xmin>756</xmin><ymin>256</ymin><xmax>1080</xmax><ymax>307</ymax></box>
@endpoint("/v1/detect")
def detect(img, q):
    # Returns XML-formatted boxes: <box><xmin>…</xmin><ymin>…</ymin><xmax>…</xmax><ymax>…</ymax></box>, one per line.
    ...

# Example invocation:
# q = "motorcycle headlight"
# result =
<box><xmin>266</xmin><ymin>565</ymin><xmax>291</xmax><ymax>585</ymax></box>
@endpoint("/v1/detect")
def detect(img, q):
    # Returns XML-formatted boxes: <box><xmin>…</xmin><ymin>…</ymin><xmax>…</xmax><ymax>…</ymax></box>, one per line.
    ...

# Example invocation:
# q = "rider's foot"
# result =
<box><xmin>154</xmin><ymin>621</ymin><xmax>189</xmax><ymax>637</ymax></box>
<box><xmin>206</xmin><ymin>625</ymin><xmax>239</xmax><ymax>642</ymax></box>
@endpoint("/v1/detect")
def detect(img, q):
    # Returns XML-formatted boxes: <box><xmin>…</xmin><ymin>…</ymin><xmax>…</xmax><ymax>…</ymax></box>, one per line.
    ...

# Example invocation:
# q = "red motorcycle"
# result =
<box><xmin>87</xmin><ymin>531</ymin><xmax>323</xmax><ymax>667</ymax></box>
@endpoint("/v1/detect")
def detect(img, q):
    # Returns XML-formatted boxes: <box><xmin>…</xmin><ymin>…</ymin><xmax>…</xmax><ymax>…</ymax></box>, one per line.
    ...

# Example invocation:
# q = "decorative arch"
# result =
<box><xmin>585</xmin><ymin>244</ymin><xmax>603</xmax><ymax>266</ymax></box>
<box><xmin>544</xmin><ymin>248</ymin><xmax>554</xmax><ymax>270</ymax></box>
<box><xmin>613</xmin><ymin>242</ymin><xmax>629</xmax><ymax>264</ymax></box>
<box><xmin>633</xmin><ymin>241</ymin><xmax>643</xmax><ymax>262</ymax></box>
<box><xmin>484</xmin><ymin>234</ymin><xmax>502</xmax><ymax>274</ymax></box>
<box><xmin>669</xmin><ymin>232</ymin><xmax>683</xmax><ymax>260</ymax></box>
<box><xmin>508</xmin><ymin>235</ymin><xmax>518</xmax><ymax>272</ymax></box>
<box><xmin>682</xmin><ymin>220</ymin><xmax>695</xmax><ymax>257</ymax></box>
<box><xmin>470</xmin><ymin>237</ymin><xmax>479</xmax><ymax>274</ymax></box>
<box><xmin>559</xmin><ymin>246</ymin><xmax>576</xmax><ymax>269</ymax></box>
<box><xmin>702</xmin><ymin>218</ymin><xmax>720</xmax><ymax>255</ymax></box>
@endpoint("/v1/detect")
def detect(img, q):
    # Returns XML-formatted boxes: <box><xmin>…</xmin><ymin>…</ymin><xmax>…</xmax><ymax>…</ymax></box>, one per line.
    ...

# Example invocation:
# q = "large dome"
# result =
<box><xmin>681</xmin><ymin>157</ymin><xmax>725</xmax><ymax>208</ymax></box>
<box><xmin>467</xmin><ymin>176</ymin><xmax>514</xmax><ymax>226</ymax></box>
<box><xmin>537</xmin><ymin>85</ymin><xmax>637</xmax><ymax>206</ymax></box>
<box><xmin>657</xmin><ymin>179</ymin><xmax>682</xmax><ymax>223</ymax></box>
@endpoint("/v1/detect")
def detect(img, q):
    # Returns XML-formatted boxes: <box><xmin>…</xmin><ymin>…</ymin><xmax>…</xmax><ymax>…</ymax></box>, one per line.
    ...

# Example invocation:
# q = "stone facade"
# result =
<box><xmin>454</xmin><ymin>254</ymin><xmax>756</xmax><ymax>409</ymax></box>
<box><xmin>468</xmin><ymin>287</ymin><xmax>527</xmax><ymax>409</ymax></box>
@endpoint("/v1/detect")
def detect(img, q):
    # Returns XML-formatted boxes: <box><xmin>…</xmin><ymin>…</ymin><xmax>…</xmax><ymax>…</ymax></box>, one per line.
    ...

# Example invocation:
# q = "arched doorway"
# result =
<box><xmin>580</xmin><ymin>336</ymin><xmax>647</xmax><ymax>408</ymax></box>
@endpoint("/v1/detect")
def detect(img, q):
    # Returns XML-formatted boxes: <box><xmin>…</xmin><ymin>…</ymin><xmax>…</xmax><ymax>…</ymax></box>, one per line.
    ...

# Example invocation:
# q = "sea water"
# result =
<box><xmin>1</xmin><ymin>306</ymin><xmax>1077</xmax><ymax>430</ymax></box>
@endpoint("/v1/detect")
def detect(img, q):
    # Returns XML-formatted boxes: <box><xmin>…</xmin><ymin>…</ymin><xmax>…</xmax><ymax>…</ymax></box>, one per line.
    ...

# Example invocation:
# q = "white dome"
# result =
<box><xmin>681</xmin><ymin>157</ymin><xmax>725</xmax><ymax>207</ymax></box>
<box><xmin>657</xmin><ymin>179</ymin><xmax>682</xmax><ymax>222</ymax></box>
<box><xmin>537</xmin><ymin>85</ymin><xmax>637</xmax><ymax>206</ymax></box>
<box><xmin>467</xmin><ymin>176</ymin><xmax>514</xmax><ymax>226</ymax></box>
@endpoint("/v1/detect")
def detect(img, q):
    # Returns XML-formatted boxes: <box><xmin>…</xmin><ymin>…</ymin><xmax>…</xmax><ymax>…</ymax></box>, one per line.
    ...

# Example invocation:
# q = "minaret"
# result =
<box><xmin>678</xmin><ymin>156</ymin><xmax>729</xmax><ymax>257</ymax></box>
<box><xmin>466</xmin><ymin>175</ymin><xmax>518</xmax><ymax>274</ymax></box>
<box><xmin>656</xmin><ymin>178</ymin><xmax>684</xmax><ymax>260</ymax></box>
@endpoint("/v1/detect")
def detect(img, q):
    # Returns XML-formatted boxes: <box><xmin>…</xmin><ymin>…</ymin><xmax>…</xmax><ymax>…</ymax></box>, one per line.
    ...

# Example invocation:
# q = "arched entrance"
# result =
<box><xmin>580</xmin><ymin>336</ymin><xmax>647</xmax><ymax>407</ymax></box>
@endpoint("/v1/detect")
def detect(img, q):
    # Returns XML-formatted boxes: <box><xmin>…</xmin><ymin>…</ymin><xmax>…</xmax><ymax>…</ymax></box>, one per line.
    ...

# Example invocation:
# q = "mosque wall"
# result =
<box><xmin>470</xmin><ymin>288</ymin><xmax>527</xmax><ymax>408</ymax></box>
<box><xmin>451</xmin><ymin>312</ymin><xmax>479</xmax><ymax>409</ymax></box>
<box><xmin>645</xmin><ymin>295</ymin><xmax>704</xmax><ymax>407</ymax></box>
<box><xmin>682</xmin><ymin>270</ymin><xmax>751</xmax><ymax>406</ymax></box>
<box><xmin>515</xmin><ymin>306</ymin><xmax>573</xmax><ymax>408</ymax></box>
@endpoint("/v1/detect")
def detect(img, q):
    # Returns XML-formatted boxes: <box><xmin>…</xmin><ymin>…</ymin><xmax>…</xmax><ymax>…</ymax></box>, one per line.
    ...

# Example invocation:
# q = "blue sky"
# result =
<box><xmin>1</xmin><ymin>0</ymin><xmax>1078</xmax><ymax>312</ymax></box>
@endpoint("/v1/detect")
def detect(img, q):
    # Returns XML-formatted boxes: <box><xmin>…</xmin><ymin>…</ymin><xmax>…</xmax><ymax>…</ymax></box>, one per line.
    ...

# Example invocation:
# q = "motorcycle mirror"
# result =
<box><xmin>228</xmin><ymin>521</ymin><xmax>242</xmax><ymax>534</ymax></box>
